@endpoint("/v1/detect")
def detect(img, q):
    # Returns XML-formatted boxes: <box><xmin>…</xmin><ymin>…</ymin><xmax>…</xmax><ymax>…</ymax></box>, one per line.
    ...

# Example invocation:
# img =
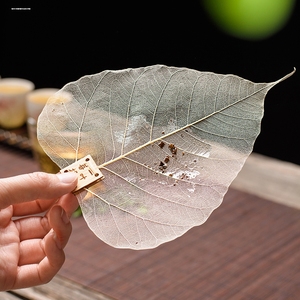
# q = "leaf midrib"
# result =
<box><xmin>98</xmin><ymin>80</ymin><xmax>272</xmax><ymax>169</ymax></box>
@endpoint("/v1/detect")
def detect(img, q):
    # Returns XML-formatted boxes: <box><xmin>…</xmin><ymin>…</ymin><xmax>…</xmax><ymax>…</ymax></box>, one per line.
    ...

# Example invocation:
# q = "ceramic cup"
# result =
<box><xmin>0</xmin><ymin>78</ymin><xmax>34</xmax><ymax>129</ymax></box>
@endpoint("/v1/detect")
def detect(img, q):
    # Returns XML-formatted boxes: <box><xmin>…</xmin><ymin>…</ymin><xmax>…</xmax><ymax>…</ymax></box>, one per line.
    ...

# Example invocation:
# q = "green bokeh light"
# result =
<box><xmin>203</xmin><ymin>0</ymin><xmax>296</xmax><ymax>40</ymax></box>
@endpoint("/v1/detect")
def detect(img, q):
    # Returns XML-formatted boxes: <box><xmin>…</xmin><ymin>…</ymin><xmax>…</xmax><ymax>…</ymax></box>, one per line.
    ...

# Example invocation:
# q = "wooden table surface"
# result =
<box><xmin>0</xmin><ymin>143</ymin><xmax>299</xmax><ymax>300</ymax></box>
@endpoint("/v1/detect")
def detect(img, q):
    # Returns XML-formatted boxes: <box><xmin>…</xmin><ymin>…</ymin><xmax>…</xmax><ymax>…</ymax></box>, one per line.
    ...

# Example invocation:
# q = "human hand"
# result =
<box><xmin>0</xmin><ymin>172</ymin><xmax>78</xmax><ymax>291</ymax></box>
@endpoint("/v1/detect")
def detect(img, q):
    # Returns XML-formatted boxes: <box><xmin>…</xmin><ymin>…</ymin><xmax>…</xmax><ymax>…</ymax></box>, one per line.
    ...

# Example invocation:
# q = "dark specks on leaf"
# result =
<box><xmin>168</xmin><ymin>143</ymin><xmax>177</xmax><ymax>155</ymax></box>
<box><xmin>159</xmin><ymin>161</ymin><xmax>167</xmax><ymax>171</ymax></box>
<box><xmin>158</xmin><ymin>141</ymin><xmax>165</xmax><ymax>148</ymax></box>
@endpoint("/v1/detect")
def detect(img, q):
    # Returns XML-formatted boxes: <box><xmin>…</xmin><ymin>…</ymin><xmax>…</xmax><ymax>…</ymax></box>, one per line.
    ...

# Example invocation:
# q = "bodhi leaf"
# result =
<box><xmin>37</xmin><ymin>65</ymin><xmax>295</xmax><ymax>250</ymax></box>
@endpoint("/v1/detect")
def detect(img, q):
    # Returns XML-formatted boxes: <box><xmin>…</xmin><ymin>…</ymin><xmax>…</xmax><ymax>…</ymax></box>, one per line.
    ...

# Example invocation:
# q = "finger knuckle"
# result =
<box><xmin>28</xmin><ymin>172</ymin><xmax>52</xmax><ymax>187</ymax></box>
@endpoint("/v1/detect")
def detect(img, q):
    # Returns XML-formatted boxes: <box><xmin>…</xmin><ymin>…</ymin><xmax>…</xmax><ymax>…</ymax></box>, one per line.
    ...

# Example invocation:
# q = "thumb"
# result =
<box><xmin>0</xmin><ymin>172</ymin><xmax>78</xmax><ymax>209</ymax></box>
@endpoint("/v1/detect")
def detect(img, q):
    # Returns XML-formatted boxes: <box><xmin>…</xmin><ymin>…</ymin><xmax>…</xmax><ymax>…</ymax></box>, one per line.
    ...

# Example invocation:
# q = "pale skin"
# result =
<box><xmin>0</xmin><ymin>171</ymin><xmax>78</xmax><ymax>291</ymax></box>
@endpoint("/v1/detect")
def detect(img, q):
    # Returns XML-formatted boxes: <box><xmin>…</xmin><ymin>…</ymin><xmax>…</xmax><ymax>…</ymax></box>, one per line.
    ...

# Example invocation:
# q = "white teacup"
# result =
<box><xmin>0</xmin><ymin>78</ymin><xmax>34</xmax><ymax>129</ymax></box>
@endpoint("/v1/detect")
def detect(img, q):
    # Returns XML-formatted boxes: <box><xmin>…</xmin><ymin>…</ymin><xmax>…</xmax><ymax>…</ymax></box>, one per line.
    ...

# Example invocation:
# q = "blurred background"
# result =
<box><xmin>1</xmin><ymin>0</ymin><xmax>299</xmax><ymax>164</ymax></box>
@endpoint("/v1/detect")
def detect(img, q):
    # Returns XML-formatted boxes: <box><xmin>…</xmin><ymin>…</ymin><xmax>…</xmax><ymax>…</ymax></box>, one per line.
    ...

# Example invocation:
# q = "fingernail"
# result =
<box><xmin>61</xmin><ymin>207</ymin><xmax>70</xmax><ymax>224</ymax></box>
<box><xmin>57</xmin><ymin>172</ymin><xmax>78</xmax><ymax>184</ymax></box>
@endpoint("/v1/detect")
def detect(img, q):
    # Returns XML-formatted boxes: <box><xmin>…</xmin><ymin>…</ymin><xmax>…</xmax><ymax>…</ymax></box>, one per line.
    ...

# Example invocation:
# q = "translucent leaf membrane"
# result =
<box><xmin>37</xmin><ymin>65</ymin><xmax>295</xmax><ymax>249</ymax></box>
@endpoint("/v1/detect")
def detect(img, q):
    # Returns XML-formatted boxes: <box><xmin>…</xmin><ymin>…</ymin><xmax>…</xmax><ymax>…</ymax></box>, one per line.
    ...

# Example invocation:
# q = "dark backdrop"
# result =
<box><xmin>1</xmin><ymin>1</ymin><xmax>299</xmax><ymax>164</ymax></box>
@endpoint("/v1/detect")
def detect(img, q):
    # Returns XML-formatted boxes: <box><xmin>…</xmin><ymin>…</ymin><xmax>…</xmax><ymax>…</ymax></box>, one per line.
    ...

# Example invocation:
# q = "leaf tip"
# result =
<box><xmin>282</xmin><ymin>67</ymin><xmax>296</xmax><ymax>81</ymax></box>
<box><xmin>270</xmin><ymin>67</ymin><xmax>296</xmax><ymax>87</ymax></box>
